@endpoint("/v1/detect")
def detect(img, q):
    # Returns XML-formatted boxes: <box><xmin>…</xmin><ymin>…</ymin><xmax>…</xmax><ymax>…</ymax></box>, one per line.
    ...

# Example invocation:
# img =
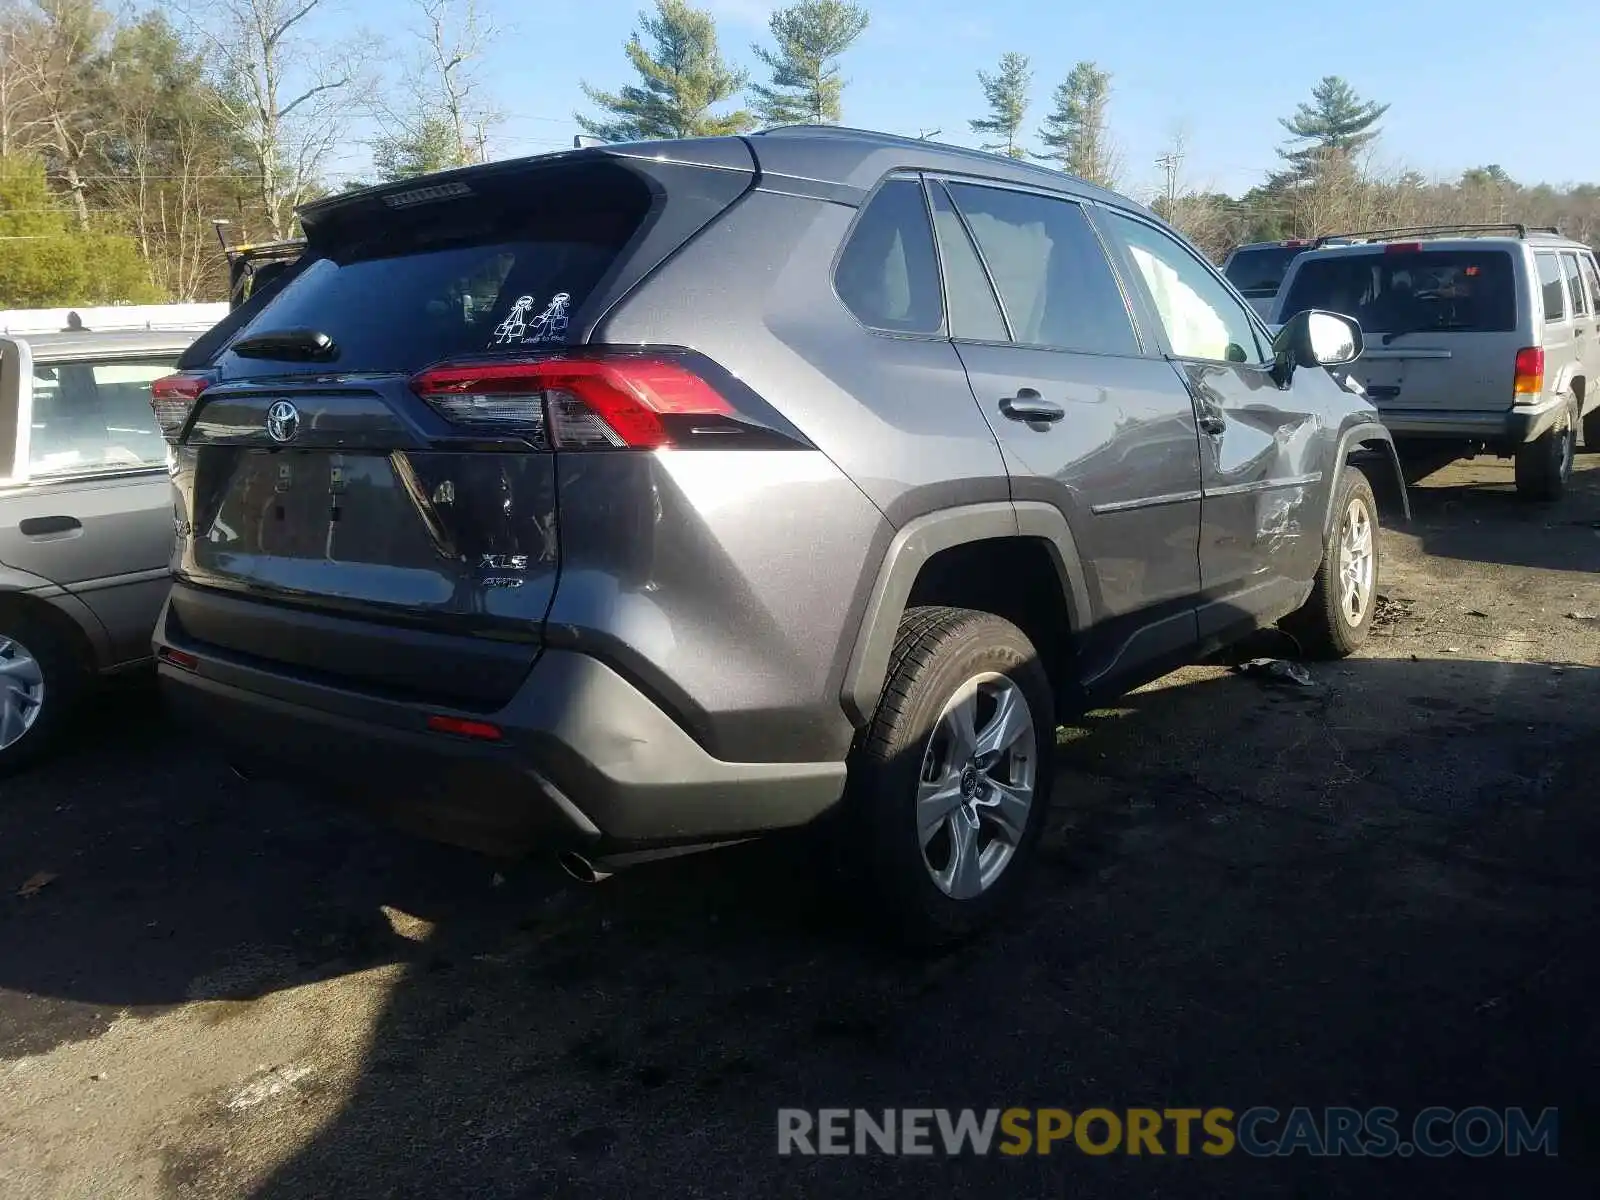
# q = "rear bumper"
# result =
<box><xmin>154</xmin><ymin>598</ymin><xmax>846</xmax><ymax>854</ymax></box>
<box><xmin>1380</xmin><ymin>396</ymin><xmax>1565</xmax><ymax>444</ymax></box>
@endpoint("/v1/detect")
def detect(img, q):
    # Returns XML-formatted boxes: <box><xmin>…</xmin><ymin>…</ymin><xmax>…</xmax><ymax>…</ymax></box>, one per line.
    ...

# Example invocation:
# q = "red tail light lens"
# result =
<box><xmin>426</xmin><ymin>714</ymin><xmax>503</xmax><ymax>742</ymax></box>
<box><xmin>409</xmin><ymin>350</ymin><xmax>801</xmax><ymax>451</ymax></box>
<box><xmin>1384</xmin><ymin>242</ymin><xmax>1424</xmax><ymax>254</ymax></box>
<box><xmin>1513</xmin><ymin>347</ymin><xmax>1544</xmax><ymax>398</ymax></box>
<box><xmin>150</xmin><ymin>372</ymin><xmax>211</xmax><ymax>440</ymax></box>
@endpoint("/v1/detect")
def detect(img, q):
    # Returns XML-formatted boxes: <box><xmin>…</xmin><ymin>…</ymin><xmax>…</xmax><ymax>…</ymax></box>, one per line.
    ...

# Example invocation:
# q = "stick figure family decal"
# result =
<box><xmin>492</xmin><ymin>292</ymin><xmax>571</xmax><ymax>346</ymax></box>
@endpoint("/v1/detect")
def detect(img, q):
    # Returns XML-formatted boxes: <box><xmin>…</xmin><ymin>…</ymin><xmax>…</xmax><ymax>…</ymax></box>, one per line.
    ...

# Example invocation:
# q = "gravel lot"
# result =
<box><xmin>3</xmin><ymin>457</ymin><xmax>1598</xmax><ymax>1199</ymax></box>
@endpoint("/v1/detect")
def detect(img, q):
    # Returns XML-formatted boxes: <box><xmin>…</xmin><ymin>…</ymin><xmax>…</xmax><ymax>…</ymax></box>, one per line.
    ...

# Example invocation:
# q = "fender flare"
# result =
<box><xmin>839</xmin><ymin>501</ymin><xmax>1091</xmax><ymax>726</ymax></box>
<box><xmin>1327</xmin><ymin>421</ymin><xmax>1410</xmax><ymax>539</ymax></box>
<box><xmin>0</xmin><ymin>564</ymin><xmax>114</xmax><ymax>668</ymax></box>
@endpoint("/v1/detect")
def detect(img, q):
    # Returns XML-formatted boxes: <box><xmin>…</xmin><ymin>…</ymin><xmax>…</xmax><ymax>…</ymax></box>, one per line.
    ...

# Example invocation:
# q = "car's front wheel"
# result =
<box><xmin>1282</xmin><ymin>467</ymin><xmax>1380</xmax><ymax>659</ymax></box>
<box><xmin>844</xmin><ymin>607</ymin><xmax>1054</xmax><ymax>948</ymax></box>
<box><xmin>0</xmin><ymin>609</ymin><xmax>80</xmax><ymax>775</ymax></box>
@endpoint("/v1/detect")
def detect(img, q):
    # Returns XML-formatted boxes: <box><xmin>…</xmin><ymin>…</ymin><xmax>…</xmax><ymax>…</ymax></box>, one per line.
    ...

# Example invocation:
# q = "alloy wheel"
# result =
<box><xmin>0</xmin><ymin>636</ymin><xmax>46</xmax><ymax>752</ymax></box>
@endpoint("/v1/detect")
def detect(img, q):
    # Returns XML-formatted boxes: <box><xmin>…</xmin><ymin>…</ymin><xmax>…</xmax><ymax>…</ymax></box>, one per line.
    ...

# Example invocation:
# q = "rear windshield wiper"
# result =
<box><xmin>1380</xmin><ymin>322</ymin><xmax>1470</xmax><ymax>346</ymax></box>
<box><xmin>230</xmin><ymin>328</ymin><xmax>338</xmax><ymax>362</ymax></box>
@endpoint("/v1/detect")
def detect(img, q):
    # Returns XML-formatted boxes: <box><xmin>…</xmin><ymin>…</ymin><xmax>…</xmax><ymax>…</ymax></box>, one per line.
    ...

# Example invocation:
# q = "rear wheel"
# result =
<box><xmin>1515</xmin><ymin>400</ymin><xmax>1577</xmax><ymax>501</ymax></box>
<box><xmin>1281</xmin><ymin>467</ymin><xmax>1379</xmax><ymax>660</ymax></box>
<box><xmin>0</xmin><ymin>610</ymin><xmax>81</xmax><ymax>775</ymax></box>
<box><xmin>843</xmin><ymin>607</ymin><xmax>1054</xmax><ymax>948</ymax></box>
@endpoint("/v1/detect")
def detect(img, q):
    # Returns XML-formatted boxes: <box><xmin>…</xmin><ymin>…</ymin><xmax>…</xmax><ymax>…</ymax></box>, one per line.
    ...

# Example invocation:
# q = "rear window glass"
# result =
<box><xmin>1224</xmin><ymin>246</ymin><xmax>1303</xmax><ymax>294</ymax></box>
<box><xmin>835</xmin><ymin>179</ymin><xmax>944</xmax><ymax>335</ymax></box>
<box><xmin>221</xmin><ymin>170</ymin><xmax>652</xmax><ymax>376</ymax></box>
<box><xmin>1279</xmin><ymin>250</ymin><xmax>1516</xmax><ymax>334</ymax></box>
<box><xmin>1561</xmin><ymin>253</ymin><xmax>1588</xmax><ymax>316</ymax></box>
<box><xmin>1536</xmin><ymin>254</ymin><xmax>1565</xmax><ymax>321</ymax></box>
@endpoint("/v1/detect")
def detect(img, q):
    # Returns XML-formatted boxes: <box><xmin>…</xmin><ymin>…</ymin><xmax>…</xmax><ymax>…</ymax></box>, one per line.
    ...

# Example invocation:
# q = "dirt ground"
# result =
<box><xmin>2</xmin><ymin>457</ymin><xmax>1597</xmax><ymax>1199</ymax></box>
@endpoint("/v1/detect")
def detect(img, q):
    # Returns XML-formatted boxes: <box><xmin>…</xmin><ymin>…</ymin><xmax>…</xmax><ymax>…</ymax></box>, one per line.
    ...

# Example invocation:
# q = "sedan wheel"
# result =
<box><xmin>1337</xmin><ymin>497</ymin><xmax>1376</xmax><ymax>628</ymax></box>
<box><xmin>0</xmin><ymin>635</ymin><xmax>47</xmax><ymax>752</ymax></box>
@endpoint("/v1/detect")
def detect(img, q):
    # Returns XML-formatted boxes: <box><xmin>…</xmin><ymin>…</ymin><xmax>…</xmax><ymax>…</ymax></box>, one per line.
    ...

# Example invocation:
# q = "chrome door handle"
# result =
<box><xmin>999</xmin><ymin>389</ymin><xmax>1065</xmax><ymax>424</ymax></box>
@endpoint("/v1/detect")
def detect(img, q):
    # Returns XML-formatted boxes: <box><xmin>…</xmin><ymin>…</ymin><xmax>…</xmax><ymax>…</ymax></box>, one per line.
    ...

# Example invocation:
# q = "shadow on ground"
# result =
<box><xmin>7</xmin><ymin>656</ymin><xmax>1593</xmax><ymax>1197</ymax></box>
<box><xmin>1403</xmin><ymin>456</ymin><xmax>1600</xmax><ymax>574</ymax></box>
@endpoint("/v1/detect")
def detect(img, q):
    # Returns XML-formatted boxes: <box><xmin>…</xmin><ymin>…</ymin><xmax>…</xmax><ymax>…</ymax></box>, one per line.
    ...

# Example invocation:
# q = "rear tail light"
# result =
<box><xmin>426</xmin><ymin>714</ymin><xmax>503</xmax><ymax>742</ymax></box>
<box><xmin>1513</xmin><ymin>347</ymin><xmax>1545</xmax><ymax>399</ymax></box>
<box><xmin>150</xmin><ymin>371</ymin><xmax>212</xmax><ymax>440</ymax></box>
<box><xmin>409</xmin><ymin>348</ymin><xmax>806</xmax><ymax>451</ymax></box>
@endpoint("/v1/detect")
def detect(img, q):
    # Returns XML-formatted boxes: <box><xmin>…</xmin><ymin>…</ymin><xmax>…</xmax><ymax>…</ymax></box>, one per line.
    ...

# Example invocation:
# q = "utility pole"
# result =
<box><xmin>1155</xmin><ymin>151</ymin><xmax>1182</xmax><ymax>213</ymax></box>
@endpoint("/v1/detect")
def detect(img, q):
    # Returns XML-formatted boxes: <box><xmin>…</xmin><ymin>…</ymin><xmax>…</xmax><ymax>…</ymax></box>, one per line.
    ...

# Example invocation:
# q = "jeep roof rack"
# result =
<box><xmin>1313</xmin><ymin>223</ymin><xmax>1563</xmax><ymax>247</ymax></box>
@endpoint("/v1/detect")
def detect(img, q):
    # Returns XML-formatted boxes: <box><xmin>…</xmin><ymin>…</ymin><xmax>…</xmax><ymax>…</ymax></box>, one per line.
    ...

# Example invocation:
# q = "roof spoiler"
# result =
<box><xmin>1313</xmin><ymin>223</ymin><xmax>1562</xmax><ymax>247</ymax></box>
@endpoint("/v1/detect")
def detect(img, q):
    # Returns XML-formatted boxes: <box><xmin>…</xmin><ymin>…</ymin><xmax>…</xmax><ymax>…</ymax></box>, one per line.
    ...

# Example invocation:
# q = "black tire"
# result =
<box><xmin>0</xmin><ymin>606</ymin><xmax>83</xmax><ymax>776</ymax></box>
<box><xmin>841</xmin><ymin>606</ymin><xmax>1054</xmax><ymax>949</ymax></box>
<box><xmin>1281</xmin><ymin>467</ymin><xmax>1380</xmax><ymax>660</ymax></box>
<box><xmin>1514</xmin><ymin>401</ymin><xmax>1577</xmax><ymax>501</ymax></box>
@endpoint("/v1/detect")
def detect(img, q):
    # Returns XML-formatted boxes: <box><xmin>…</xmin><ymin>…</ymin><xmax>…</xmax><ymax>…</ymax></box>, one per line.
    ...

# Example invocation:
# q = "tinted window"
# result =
<box><xmin>927</xmin><ymin>183</ymin><xmax>1008</xmax><ymax>342</ymax></box>
<box><xmin>1102</xmin><ymin>210</ymin><xmax>1262</xmax><ymax>364</ymax></box>
<box><xmin>1281</xmin><ymin>250</ymin><xmax>1517</xmax><ymax>334</ymax></box>
<box><xmin>835</xmin><ymin>179</ymin><xmax>944</xmax><ymax>335</ymax></box>
<box><xmin>1583</xmin><ymin>255</ymin><xmax>1600</xmax><ymax>318</ymax></box>
<box><xmin>223</xmin><ymin>171</ymin><xmax>652</xmax><ymax>376</ymax></box>
<box><xmin>945</xmin><ymin>184</ymin><xmax>1138</xmax><ymax>355</ymax></box>
<box><xmin>29</xmin><ymin>358</ymin><xmax>173</xmax><ymax>476</ymax></box>
<box><xmin>1561</xmin><ymin>253</ymin><xmax>1588</xmax><ymax>316</ymax></box>
<box><xmin>1537</xmin><ymin>253</ymin><xmax>1566</xmax><ymax>321</ymax></box>
<box><xmin>1224</xmin><ymin>245</ymin><xmax>1303</xmax><ymax>294</ymax></box>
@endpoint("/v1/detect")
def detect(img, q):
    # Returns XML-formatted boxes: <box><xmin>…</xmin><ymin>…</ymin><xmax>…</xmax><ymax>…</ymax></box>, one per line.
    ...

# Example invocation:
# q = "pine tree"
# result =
<box><xmin>1277</xmin><ymin>75</ymin><xmax>1389</xmax><ymax>181</ymax></box>
<box><xmin>749</xmin><ymin>0</ymin><xmax>869</xmax><ymax>126</ymax></box>
<box><xmin>1035</xmin><ymin>61</ymin><xmax>1116</xmax><ymax>186</ymax></box>
<box><xmin>969</xmin><ymin>52</ymin><xmax>1030</xmax><ymax>160</ymax></box>
<box><xmin>578</xmin><ymin>0</ymin><xmax>753</xmax><ymax>142</ymax></box>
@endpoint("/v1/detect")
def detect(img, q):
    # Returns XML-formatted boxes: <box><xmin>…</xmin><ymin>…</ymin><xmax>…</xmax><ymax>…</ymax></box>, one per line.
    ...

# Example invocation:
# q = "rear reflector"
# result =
<box><xmin>150</xmin><ymin>372</ymin><xmax>212</xmax><ymax>440</ymax></box>
<box><xmin>158</xmin><ymin>646</ymin><xmax>199</xmax><ymax>672</ymax></box>
<box><xmin>410</xmin><ymin>349</ymin><xmax>800</xmax><ymax>451</ymax></box>
<box><xmin>1513</xmin><ymin>346</ymin><xmax>1544</xmax><ymax>399</ymax></box>
<box><xmin>426</xmin><ymin>714</ymin><xmax>504</xmax><ymax>742</ymax></box>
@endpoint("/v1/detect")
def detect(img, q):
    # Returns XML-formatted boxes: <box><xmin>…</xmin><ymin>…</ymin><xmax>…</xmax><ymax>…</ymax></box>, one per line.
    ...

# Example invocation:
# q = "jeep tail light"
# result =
<box><xmin>150</xmin><ymin>371</ymin><xmax>212</xmax><ymax>440</ymax></box>
<box><xmin>1513</xmin><ymin>347</ymin><xmax>1544</xmax><ymax>399</ymax></box>
<box><xmin>409</xmin><ymin>349</ymin><xmax>807</xmax><ymax>451</ymax></box>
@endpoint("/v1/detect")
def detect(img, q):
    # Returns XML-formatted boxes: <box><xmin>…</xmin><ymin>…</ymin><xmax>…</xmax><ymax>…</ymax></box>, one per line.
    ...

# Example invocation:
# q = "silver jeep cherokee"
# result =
<box><xmin>150</xmin><ymin>127</ymin><xmax>1406</xmax><ymax>944</ymax></box>
<box><xmin>1274</xmin><ymin>223</ymin><xmax>1600</xmax><ymax>500</ymax></box>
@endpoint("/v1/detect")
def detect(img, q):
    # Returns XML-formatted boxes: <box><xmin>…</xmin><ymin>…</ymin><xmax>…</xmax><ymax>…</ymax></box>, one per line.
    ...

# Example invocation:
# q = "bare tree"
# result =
<box><xmin>0</xmin><ymin>13</ymin><xmax>52</xmax><ymax>158</ymax></box>
<box><xmin>370</xmin><ymin>0</ymin><xmax>501</xmax><ymax>178</ymax></box>
<box><xmin>187</xmin><ymin>0</ymin><xmax>373</xmax><ymax>238</ymax></box>
<box><xmin>12</xmin><ymin>0</ymin><xmax>113</xmax><ymax>228</ymax></box>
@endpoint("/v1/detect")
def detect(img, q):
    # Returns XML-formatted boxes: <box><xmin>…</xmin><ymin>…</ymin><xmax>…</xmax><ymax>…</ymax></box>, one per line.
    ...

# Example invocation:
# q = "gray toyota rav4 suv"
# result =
<box><xmin>152</xmin><ymin>127</ymin><xmax>1405</xmax><ymax>944</ymax></box>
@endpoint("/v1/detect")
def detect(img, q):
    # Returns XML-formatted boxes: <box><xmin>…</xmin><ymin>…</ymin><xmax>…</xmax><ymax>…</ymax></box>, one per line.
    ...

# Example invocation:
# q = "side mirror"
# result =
<box><xmin>1273</xmin><ymin>309</ymin><xmax>1363</xmax><ymax>378</ymax></box>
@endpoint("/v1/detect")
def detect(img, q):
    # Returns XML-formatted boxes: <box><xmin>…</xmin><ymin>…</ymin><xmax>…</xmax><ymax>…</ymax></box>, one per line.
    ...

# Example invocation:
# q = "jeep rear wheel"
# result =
<box><xmin>844</xmin><ymin>606</ymin><xmax>1054</xmax><ymax>948</ymax></box>
<box><xmin>1515</xmin><ymin>401</ymin><xmax>1577</xmax><ymax>501</ymax></box>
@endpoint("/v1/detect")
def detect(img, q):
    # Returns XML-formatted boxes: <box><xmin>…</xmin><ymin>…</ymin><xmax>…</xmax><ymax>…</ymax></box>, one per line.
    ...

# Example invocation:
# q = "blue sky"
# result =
<box><xmin>326</xmin><ymin>0</ymin><xmax>1586</xmax><ymax>199</ymax></box>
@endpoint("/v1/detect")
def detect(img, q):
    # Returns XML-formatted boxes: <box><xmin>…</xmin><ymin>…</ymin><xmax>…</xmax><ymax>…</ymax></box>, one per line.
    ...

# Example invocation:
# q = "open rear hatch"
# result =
<box><xmin>158</xmin><ymin>145</ymin><xmax>755</xmax><ymax>706</ymax></box>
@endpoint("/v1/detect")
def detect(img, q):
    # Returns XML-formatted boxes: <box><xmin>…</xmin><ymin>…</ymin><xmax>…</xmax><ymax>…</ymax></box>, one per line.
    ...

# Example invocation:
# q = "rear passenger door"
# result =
<box><xmin>1560</xmin><ymin>251</ymin><xmax>1598</xmax><ymax>399</ymax></box>
<box><xmin>1536</xmin><ymin>252</ymin><xmax>1577</xmax><ymax>399</ymax></box>
<box><xmin>1581</xmin><ymin>252</ymin><xmax>1600</xmax><ymax>417</ymax></box>
<box><xmin>928</xmin><ymin>178</ymin><xmax>1204</xmax><ymax>690</ymax></box>
<box><xmin>0</xmin><ymin>355</ymin><xmax>174</xmax><ymax>664</ymax></box>
<box><xmin>1093</xmin><ymin>208</ymin><xmax>1334</xmax><ymax>637</ymax></box>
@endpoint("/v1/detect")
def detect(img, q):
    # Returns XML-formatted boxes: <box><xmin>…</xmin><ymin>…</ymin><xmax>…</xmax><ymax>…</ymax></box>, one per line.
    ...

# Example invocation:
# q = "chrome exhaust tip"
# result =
<box><xmin>557</xmin><ymin>851</ymin><xmax>612</xmax><ymax>885</ymax></box>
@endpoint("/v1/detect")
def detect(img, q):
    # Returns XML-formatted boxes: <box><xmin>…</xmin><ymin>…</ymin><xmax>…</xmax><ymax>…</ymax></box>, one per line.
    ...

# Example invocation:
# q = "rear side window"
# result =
<box><xmin>945</xmin><ymin>183</ymin><xmax>1138</xmax><ymax>356</ymax></box>
<box><xmin>222</xmin><ymin>167</ymin><xmax>653</xmax><ymax>376</ymax></box>
<box><xmin>927</xmin><ymin>182</ymin><xmax>1008</xmax><ymax>342</ymax></box>
<box><xmin>1281</xmin><ymin>250</ymin><xmax>1517</xmax><ymax>334</ymax></box>
<box><xmin>835</xmin><ymin>179</ymin><xmax>944</xmax><ymax>335</ymax></box>
<box><xmin>1583</xmin><ymin>255</ymin><xmax>1600</xmax><ymax>317</ymax></box>
<box><xmin>1224</xmin><ymin>246</ymin><xmax>1302</xmax><ymax>294</ymax></box>
<box><xmin>1560</xmin><ymin>253</ymin><xmax>1588</xmax><ymax>316</ymax></box>
<box><xmin>1536</xmin><ymin>253</ymin><xmax>1566</xmax><ymax>322</ymax></box>
<box><xmin>29</xmin><ymin>358</ymin><xmax>173</xmax><ymax>476</ymax></box>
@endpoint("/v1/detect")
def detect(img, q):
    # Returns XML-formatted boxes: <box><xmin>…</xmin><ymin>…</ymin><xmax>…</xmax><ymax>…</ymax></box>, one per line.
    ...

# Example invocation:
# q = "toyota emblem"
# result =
<box><xmin>265</xmin><ymin>400</ymin><xmax>300</xmax><ymax>444</ymax></box>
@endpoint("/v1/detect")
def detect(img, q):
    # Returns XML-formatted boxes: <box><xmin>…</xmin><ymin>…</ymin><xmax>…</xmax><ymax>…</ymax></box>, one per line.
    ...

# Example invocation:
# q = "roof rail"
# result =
<box><xmin>1313</xmin><ymin>223</ymin><xmax>1561</xmax><ymax>247</ymax></box>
